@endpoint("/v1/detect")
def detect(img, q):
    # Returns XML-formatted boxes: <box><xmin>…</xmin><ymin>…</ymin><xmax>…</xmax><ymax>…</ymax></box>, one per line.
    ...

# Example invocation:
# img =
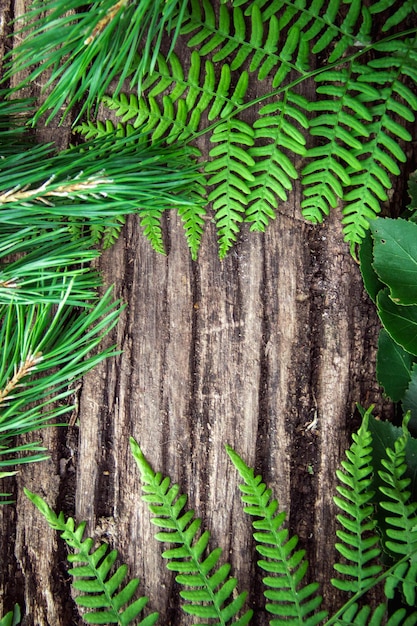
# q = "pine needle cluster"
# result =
<box><xmin>0</xmin><ymin>83</ymin><xmax>201</xmax><ymax>499</ymax></box>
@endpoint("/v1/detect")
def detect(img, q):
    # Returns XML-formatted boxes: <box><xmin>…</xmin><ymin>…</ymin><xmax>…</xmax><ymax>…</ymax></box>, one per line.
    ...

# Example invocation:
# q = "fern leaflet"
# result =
<box><xmin>206</xmin><ymin>118</ymin><xmax>256</xmax><ymax>257</ymax></box>
<box><xmin>177</xmin><ymin>178</ymin><xmax>207</xmax><ymax>260</ymax></box>
<box><xmin>0</xmin><ymin>605</ymin><xmax>21</xmax><ymax>626</ymax></box>
<box><xmin>335</xmin><ymin>601</ymin><xmax>417</xmax><ymax>625</ymax></box>
<box><xmin>226</xmin><ymin>445</ymin><xmax>327</xmax><ymax>626</ymax></box>
<box><xmin>105</xmin><ymin>51</ymin><xmax>248</xmax><ymax>146</ymax></box>
<box><xmin>24</xmin><ymin>489</ymin><xmax>158</xmax><ymax>625</ymax></box>
<box><xmin>370</xmin><ymin>0</ymin><xmax>417</xmax><ymax>33</ymax></box>
<box><xmin>378</xmin><ymin>415</ymin><xmax>417</xmax><ymax>608</ymax></box>
<box><xmin>301</xmin><ymin>66</ymin><xmax>372</xmax><ymax>227</ymax></box>
<box><xmin>246</xmin><ymin>90</ymin><xmax>309</xmax><ymax>231</ymax></box>
<box><xmin>341</xmin><ymin>41</ymin><xmax>417</xmax><ymax>252</ymax></box>
<box><xmin>331</xmin><ymin>406</ymin><xmax>382</xmax><ymax>594</ymax></box>
<box><xmin>181</xmin><ymin>0</ymin><xmax>370</xmax><ymax>87</ymax></box>
<box><xmin>130</xmin><ymin>438</ymin><xmax>253</xmax><ymax>625</ymax></box>
<box><xmin>138</xmin><ymin>209</ymin><xmax>166</xmax><ymax>255</ymax></box>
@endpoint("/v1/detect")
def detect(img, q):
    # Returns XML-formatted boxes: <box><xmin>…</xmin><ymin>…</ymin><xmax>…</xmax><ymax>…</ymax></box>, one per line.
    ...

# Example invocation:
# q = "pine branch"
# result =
<box><xmin>0</xmin><ymin>285</ymin><xmax>121</xmax><ymax>477</ymax></box>
<box><xmin>226</xmin><ymin>445</ymin><xmax>327</xmax><ymax>626</ymax></box>
<box><xmin>24</xmin><ymin>489</ymin><xmax>159</xmax><ymax>625</ymax></box>
<box><xmin>0</xmin><ymin>226</ymin><xmax>102</xmax><ymax>305</ymax></box>
<box><xmin>131</xmin><ymin>438</ymin><xmax>253</xmax><ymax>625</ymax></box>
<box><xmin>0</xmin><ymin>132</ymin><xmax>202</xmax><ymax>225</ymax></box>
<box><xmin>5</xmin><ymin>0</ymin><xmax>188</xmax><ymax>123</ymax></box>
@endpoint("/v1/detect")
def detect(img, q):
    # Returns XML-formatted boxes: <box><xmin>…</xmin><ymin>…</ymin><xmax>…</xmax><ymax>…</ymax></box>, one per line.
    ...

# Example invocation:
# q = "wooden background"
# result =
<box><xmin>1</xmin><ymin>1</ymin><xmax>414</xmax><ymax>624</ymax></box>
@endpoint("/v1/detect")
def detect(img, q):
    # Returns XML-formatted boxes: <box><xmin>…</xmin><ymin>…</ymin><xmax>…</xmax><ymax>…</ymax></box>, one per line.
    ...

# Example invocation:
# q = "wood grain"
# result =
<box><xmin>0</xmin><ymin>1</ymin><xmax>408</xmax><ymax>623</ymax></box>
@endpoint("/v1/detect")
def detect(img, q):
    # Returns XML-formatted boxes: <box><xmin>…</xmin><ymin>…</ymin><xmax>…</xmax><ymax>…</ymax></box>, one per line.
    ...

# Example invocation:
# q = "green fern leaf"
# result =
<box><xmin>246</xmin><ymin>90</ymin><xmax>309</xmax><ymax>231</ymax></box>
<box><xmin>335</xmin><ymin>602</ymin><xmax>417</xmax><ymax>625</ymax></box>
<box><xmin>206</xmin><ymin>118</ymin><xmax>255</xmax><ymax>258</ymax></box>
<box><xmin>0</xmin><ymin>604</ymin><xmax>21</xmax><ymax>626</ymax></box>
<box><xmin>24</xmin><ymin>489</ymin><xmax>158</xmax><ymax>626</ymax></box>
<box><xmin>102</xmin><ymin>94</ymin><xmax>149</xmax><ymax>129</ymax></box>
<box><xmin>331</xmin><ymin>406</ymin><xmax>382</xmax><ymax>594</ymax></box>
<box><xmin>301</xmin><ymin>67</ymin><xmax>371</xmax><ymax>227</ymax></box>
<box><xmin>107</xmin><ymin>51</ymin><xmax>249</xmax><ymax>146</ymax></box>
<box><xmin>177</xmin><ymin>180</ymin><xmax>207</xmax><ymax>260</ymax></box>
<box><xmin>90</xmin><ymin>215</ymin><xmax>126</xmax><ymax>250</ymax></box>
<box><xmin>131</xmin><ymin>438</ymin><xmax>253</xmax><ymax>625</ymax></box>
<box><xmin>341</xmin><ymin>45</ymin><xmax>417</xmax><ymax>252</ymax></box>
<box><xmin>183</xmin><ymin>0</ymin><xmax>371</xmax><ymax>87</ymax></box>
<box><xmin>138</xmin><ymin>209</ymin><xmax>166</xmax><ymax>255</ymax></box>
<box><xmin>226</xmin><ymin>445</ymin><xmax>327</xmax><ymax>626</ymax></box>
<box><xmin>378</xmin><ymin>415</ymin><xmax>417</xmax><ymax>607</ymax></box>
<box><xmin>181</xmin><ymin>0</ymin><xmax>295</xmax><ymax>87</ymax></box>
<box><xmin>73</xmin><ymin>120</ymin><xmax>123</xmax><ymax>140</ymax></box>
<box><xmin>370</xmin><ymin>0</ymin><xmax>417</xmax><ymax>32</ymax></box>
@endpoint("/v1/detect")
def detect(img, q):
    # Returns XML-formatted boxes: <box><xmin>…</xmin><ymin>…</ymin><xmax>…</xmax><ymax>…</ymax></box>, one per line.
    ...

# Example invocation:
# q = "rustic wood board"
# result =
<box><xmin>0</xmin><ymin>0</ymin><xmax>411</xmax><ymax>623</ymax></box>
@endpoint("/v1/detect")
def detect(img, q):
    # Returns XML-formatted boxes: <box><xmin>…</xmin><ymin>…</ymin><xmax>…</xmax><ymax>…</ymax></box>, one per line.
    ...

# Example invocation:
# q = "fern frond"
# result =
<box><xmin>177</xmin><ymin>183</ymin><xmax>207</xmax><ymax>260</ymax></box>
<box><xmin>301</xmin><ymin>67</ymin><xmax>372</xmax><ymax>227</ymax></box>
<box><xmin>206</xmin><ymin>119</ymin><xmax>255</xmax><ymax>258</ymax></box>
<box><xmin>341</xmin><ymin>43</ymin><xmax>417</xmax><ymax>251</ymax></box>
<box><xmin>181</xmin><ymin>0</ymin><xmax>371</xmax><ymax>88</ymax></box>
<box><xmin>331</xmin><ymin>406</ymin><xmax>382</xmax><ymax>594</ymax></box>
<box><xmin>246</xmin><ymin>90</ymin><xmax>309</xmax><ymax>231</ymax></box>
<box><xmin>131</xmin><ymin>438</ymin><xmax>253</xmax><ymax>625</ymax></box>
<box><xmin>24</xmin><ymin>489</ymin><xmax>158</xmax><ymax>625</ymax></box>
<box><xmin>226</xmin><ymin>445</ymin><xmax>327</xmax><ymax>626</ymax></box>
<box><xmin>370</xmin><ymin>0</ymin><xmax>417</xmax><ymax>32</ymax></box>
<box><xmin>378</xmin><ymin>415</ymin><xmax>417</xmax><ymax>607</ymax></box>
<box><xmin>105</xmin><ymin>51</ymin><xmax>249</xmax><ymax>146</ymax></box>
<box><xmin>138</xmin><ymin>209</ymin><xmax>166</xmax><ymax>255</ymax></box>
<box><xmin>181</xmin><ymin>0</ymin><xmax>296</xmax><ymax>88</ymax></box>
<box><xmin>90</xmin><ymin>215</ymin><xmax>126</xmax><ymax>249</ymax></box>
<box><xmin>335</xmin><ymin>602</ymin><xmax>417</xmax><ymax>625</ymax></box>
<box><xmin>73</xmin><ymin>120</ymin><xmax>133</xmax><ymax>140</ymax></box>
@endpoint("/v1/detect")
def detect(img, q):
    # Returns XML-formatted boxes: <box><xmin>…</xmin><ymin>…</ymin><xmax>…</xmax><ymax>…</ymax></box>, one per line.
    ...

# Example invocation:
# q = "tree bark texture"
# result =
<box><xmin>0</xmin><ymin>1</ymin><xmax>415</xmax><ymax>624</ymax></box>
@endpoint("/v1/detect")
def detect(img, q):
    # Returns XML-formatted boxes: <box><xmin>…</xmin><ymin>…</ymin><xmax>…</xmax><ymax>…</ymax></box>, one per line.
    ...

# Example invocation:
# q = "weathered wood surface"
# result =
<box><xmin>0</xmin><ymin>1</ymin><xmax>412</xmax><ymax>624</ymax></box>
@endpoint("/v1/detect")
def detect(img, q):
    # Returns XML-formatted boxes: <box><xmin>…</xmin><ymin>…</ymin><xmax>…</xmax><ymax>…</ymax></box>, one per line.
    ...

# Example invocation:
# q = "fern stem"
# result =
<box><xmin>185</xmin><ymin>28</ymin><xmax>417</xmax><ymax>147</ymax></box>
<box><xmin>323</xmin><ymin>552</ymin><xmax>413</xmax><ymax>626</ymax></box>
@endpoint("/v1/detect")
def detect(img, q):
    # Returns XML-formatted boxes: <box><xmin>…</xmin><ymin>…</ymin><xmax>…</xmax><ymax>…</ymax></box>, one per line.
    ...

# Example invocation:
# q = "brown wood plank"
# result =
<box><xmin>0</xmin><ymin>0</ymin><xmax>409</xmax><ymax>623</ymax></box>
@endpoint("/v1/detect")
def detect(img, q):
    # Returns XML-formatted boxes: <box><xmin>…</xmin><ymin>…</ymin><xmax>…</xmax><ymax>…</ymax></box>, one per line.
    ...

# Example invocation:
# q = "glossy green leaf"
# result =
<box><xmin>377</xmin><ymin>328</ymin><xmax>414</xmax><ymax>402</ymax></box>
<box><xmin>371</xmin><ymin>218</ymin><xmax>417</xmax><ymax>305</ymax></box>
<box><xmin>359</xmin><ymin>229</ymin><xmax>384</xmax><ymax>303</ymax></box>
<box><xmin>377</xmin><ymin>289</ymin><xmax>417</xmax><ymax>356</ymax></box>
